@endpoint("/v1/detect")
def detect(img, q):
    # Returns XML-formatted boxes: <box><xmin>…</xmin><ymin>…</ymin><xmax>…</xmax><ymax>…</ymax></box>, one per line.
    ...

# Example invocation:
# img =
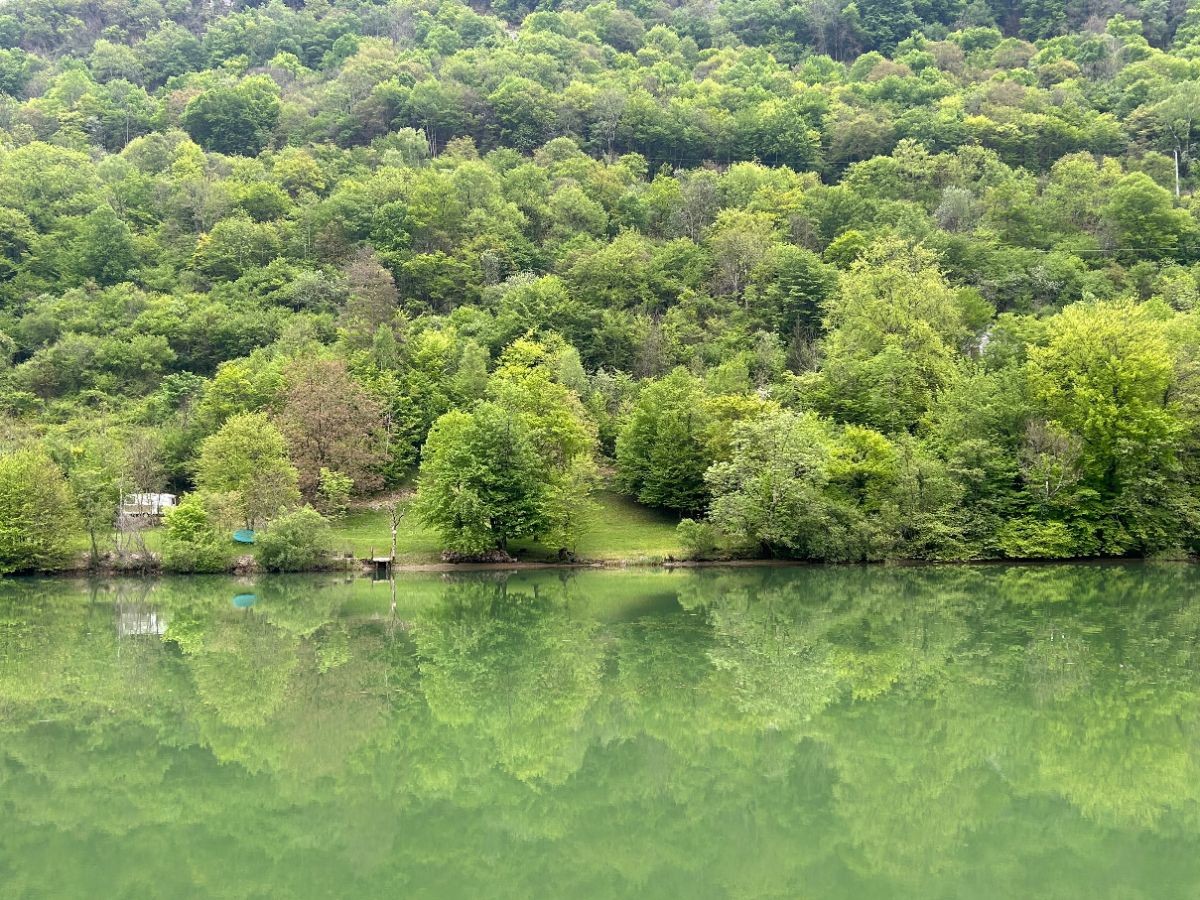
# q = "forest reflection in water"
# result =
<box><xmin>2</xmin><ymin>563</ymin><xmax>1200</xmax><ymax>899</ymax></box>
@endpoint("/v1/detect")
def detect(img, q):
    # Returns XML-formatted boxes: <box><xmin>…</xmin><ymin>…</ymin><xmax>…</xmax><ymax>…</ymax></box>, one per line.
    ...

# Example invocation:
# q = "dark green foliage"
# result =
<box><xmin>413</xmin><ymin>402</ymin><xmax>548</xmax><ymax>554</ymax></box>
<box><xmin>616</xmin><ymin>369</ymin><xmax>713</xmax><ymax>515</ymax></box>
<box><xmin>68</xmin><ymin>206</ymin><xmax>137</xmax><ymax>285</ymax></box>
<box><xmin>180</xmin><ymin>77</ymin><xmax>281</xmax><ymax>156</ymax></box>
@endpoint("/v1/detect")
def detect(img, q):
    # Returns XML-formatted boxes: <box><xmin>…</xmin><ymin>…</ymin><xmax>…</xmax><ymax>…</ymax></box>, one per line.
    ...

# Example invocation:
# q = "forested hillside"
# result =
<box><xmin>2</xmin><ymin>0</ymin><xmax>1200</xmax><ymax>570</ymax></box>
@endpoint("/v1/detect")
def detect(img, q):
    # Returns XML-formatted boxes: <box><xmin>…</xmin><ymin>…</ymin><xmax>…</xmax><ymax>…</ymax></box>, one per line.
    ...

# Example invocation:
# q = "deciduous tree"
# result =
<box><xmin>414</xmin><ymin>403</ymin><xmax>547</xmax><ymax>554</ymax></box>
<box><xmin>194</xmin><ymin>412</ymin><xmax>300</xmax><ymax>529</ymax></box>
<box><xmin>278</xmin><ymin>356</ymin><xmax>384</xmax><ymax>497</ymax></box>
<box><xmin>0</xmin><ymin>449</ymin><xmax>79</xmax><ymax>574</ymax></box>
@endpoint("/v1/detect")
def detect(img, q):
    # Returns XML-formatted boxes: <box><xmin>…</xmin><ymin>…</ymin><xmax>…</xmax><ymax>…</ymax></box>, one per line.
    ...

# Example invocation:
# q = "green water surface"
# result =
<box><xmin>2</xmin><ymin>563</ymin><xmax>1199</xmax><ymax>898</ymax></box>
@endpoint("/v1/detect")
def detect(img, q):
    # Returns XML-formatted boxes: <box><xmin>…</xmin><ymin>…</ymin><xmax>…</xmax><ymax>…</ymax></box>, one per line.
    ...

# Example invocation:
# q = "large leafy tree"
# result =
<box><xmin>67</xmin><ymin>205</ymin><xmax>137</xmax><ymax>285</ymax></box>
<box><xmin>746</xmin><ymin>244</ymin><xmax>838</xmax><ymax>339</ymax></box>
<box><xmin>278</xmin><ymin>356</ymin><xmax>384</xmax><ymax>497</ymax></box>
<box><xmin>180</xmin><ymin>76</ymin><xmax>281</xmax><ymax>156</ymax></box>
<box><xmin>413</xmin><ymin>402</ymin><xmax>548</xmax><ymax>554</ymax></box>
<box><xmin>806</xmin><ymin>240</ymin><xmax>970</xmax><ymax>433</ymax></box>
<box><xmin>486</xmin><ymin>338</ymin><xmax>600</xmax><ymax>554</ymax></box>
<box><xmin>706</xmin><ymin>409</ymin><xmax>903</xmax><ymax>561</ymax></box>
<box><xmin>616</xmin><ymin>368</ymin><xmax>713</xmax><ymax>515</ymax></box>
<box><xmin>1103</xmin><ymin>173</ymin><xmax>1196</xmax><ymax>261</ymax></box>
<box><xmin>194</xmin><ymin>412</ymin><xmax>300</xmax><ymax>529</ymax></box>
<box><xmin>1027</xmin><ymin>299</ymin><xmax>1195</xmax><ymax>553</ymax></box>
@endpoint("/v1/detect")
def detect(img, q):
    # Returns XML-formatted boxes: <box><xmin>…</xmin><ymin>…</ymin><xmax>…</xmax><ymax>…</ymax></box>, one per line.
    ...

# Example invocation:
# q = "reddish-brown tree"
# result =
<box><xmin>278</xmin><ymin>356</ymin><xmax>385</xmax><ymax>497</ymax></box>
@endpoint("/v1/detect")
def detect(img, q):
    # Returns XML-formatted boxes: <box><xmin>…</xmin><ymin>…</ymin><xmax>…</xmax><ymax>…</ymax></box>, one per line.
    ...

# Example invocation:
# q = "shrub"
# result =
<box><xmin>162</xmin><ymin>492</ymin><xmax>236</xmax><ymax>573</ymax></box>
<box><xmin>256</xmin><ymin>506</ymin><xmax>332</xmax><ymax>572</ymax></box>
<box><xmin>0</xmin><ymin>449</ymin><xmax>79</xmax><ymax>574</ymax></box>
<box><xmin>996</xmin><ymin>518</ymin><xmax>1078</xmax><ymax>559</ymax></box>
<box><xmin>677</xmin><ymin>518</ymin><xmax>720</xmax><ymax>560</ymax></box>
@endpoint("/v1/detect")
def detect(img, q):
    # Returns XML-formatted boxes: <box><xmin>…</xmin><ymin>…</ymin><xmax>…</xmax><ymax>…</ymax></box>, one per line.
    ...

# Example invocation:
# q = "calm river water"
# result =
<box><xmin>1</xmin><ymin>563</ymin><xmax>1198</xmax><ymax>898</ymax></box>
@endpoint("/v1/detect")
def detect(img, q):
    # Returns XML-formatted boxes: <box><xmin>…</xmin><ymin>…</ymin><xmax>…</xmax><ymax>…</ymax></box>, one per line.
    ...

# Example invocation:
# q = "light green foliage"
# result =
<box><xmin>996</xmin><ymin>518</ymin><xmax>1078</xmax><ymax>558</ymax></box>
<box><xmin>485</xmin><ymin>337</ymin><xmax>601</xmax><ymax>553</ymax></box>
<box><xmin>67</xmin><ymin>205</ymin><xmax>137</xmax><ymax>285</ymax></box>
<box><xmin>1027</xmin><ymin>299</ymin><xmax>1194</xmax><ymax>553</ymax></box>
<box><xmin>746</xmin><ymin>244</ymin><xmax>838</xmax><ymax>338</ymax></box>
<box><xmin>677</xmin><ymin>517</ymin><xmax>720</xmax><ymax>559</ymax></box>
<box><xmin>161</xmin><ymin>492</ymin><xmax>236</xmax><ymax>573</ymax></box>
<box><xmin>1104</xmin><ymin>173</ymin><xmax>1196</xmax><ymax>260</ymax></box>
<box><xmin>195</xmin><ymin>352</ymin><xmax>286</xmax><ymax>432</ymax></box>
<box><xmin>452</xmin><ymin>340</ymin><xmax>490</xmax><ymax>401</ymax></box>
<box><xmin>540</xmin><ymin>456</ymin><xmax>600</xmax><ymax>556</ymax></box>
<box><xmin>315</xmin><ymin>468</ymin><xmax>353</xmax><ymax>520</ymax></box>
<box><xmin>2</xmin><ymin>0</ymin><xmax>1200</xmax><ymax>563</ymax></box>
<box><xmin>488</xmin><ymin>338</ymin><xmax>597</xmax><ymax>469</ymax></box>
<box><xmin>706</xmin><ymin>409</ymin><xmax>903</xmax><ymax>561</ymax></box>
<box><xmin>706</xmin><ymin>410</ymin><xmax>833</xmax><ymax>558</ymax></box>
<box><xmin>0</xmin><ymin>449</ymin><xmax>78</xmax><ymax>574</ymax></box>
<box><xmin>195</xmin><ymin>413</ymin><xmax>300</xmax><ymax>529</ymax></box>
<box><xmin>807</xmin><ymin>240</ymin><xmax>967</xmax><ymax>432</ymax></box>
<box><xmin>62</xmin><ymin>435</ymin><xmax>125</xmax><ymax>564</ymax></box>
<box><xmin>256</xmin><ymin>506</ymin><xmax>332</xmax><ymax>572</ymax></box>
<box><xmin>192</xmin><ymin>216</ymin><xmax>283</xmax><ymax>282</ymax></box>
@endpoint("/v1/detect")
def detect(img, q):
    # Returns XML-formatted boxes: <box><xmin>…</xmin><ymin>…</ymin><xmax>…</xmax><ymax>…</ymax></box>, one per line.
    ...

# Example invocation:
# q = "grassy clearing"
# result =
<box><xmin>328</xmin><ymin>506</ymin><xmax>443</xmax><ymax>562</ymax></box>
<box><xmin>565</xmin><ymin>491</ymin><xmax>683</xmax><ymax>561</ymax></box>
<box><xmin>73</xmin><ymin>490</ymin><xmax>684</xmax><ymax>567</ymax></box>
<box><xmin>332</xmin><ymin>489</ymin><xmax>683</xmax><ymax>564</ymax></box>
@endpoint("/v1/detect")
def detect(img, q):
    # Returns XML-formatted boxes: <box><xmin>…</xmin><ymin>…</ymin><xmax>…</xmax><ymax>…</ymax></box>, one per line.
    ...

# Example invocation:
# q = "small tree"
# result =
<box><xmin>256</xmin><ymin>506</ymin><xmax>332</xmax><ymax>572</ymax></box>
<box><xmin>0</xmin><ymin>449</ymin><xmax>79</xmax><ymax>574</ymax></box>
<box><xmin>195</xmin><ymin>412</ymin><xmax>300</xmax><ymax>529</ymax></box>
<box><xmin>65</xmin><ymin>438</ymin><xmax>124</xmax><ymax>567</ymax></box>
<box><xmin>315</xmin><ymin>468</ymin><xmax>353</xmax><ymax>520</ymax></box>
<box><xmin>370</xmin><ymin>494</ymin><xmax>412</xmax><ymax>560</ymax></box>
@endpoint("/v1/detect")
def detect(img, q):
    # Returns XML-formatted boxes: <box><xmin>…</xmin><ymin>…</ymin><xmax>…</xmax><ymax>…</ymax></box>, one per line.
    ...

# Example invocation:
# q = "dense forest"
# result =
<box><xmin>2</xmin><ymin>0</ymin><xmax>1200</xmax><ymax>570</ymax></box>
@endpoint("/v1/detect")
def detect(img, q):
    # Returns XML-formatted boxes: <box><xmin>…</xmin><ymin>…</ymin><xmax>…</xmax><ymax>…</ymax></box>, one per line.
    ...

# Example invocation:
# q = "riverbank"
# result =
<box><xmin>47</xmin><ymin>491</ymin><xmax>686</xmax><ymax>577</ymax></box>
<box><xmin>329</xmin><ymin>490</ymin><xmax>685</xmax><ymax>564</ymax></box>
<box><xmin>39</xmin><ymin>489</ymin><xmax>1196</xmax><ymax>579</ymax></box>
<box><xmin>52</xmin><ymin>544</ymin><xmax>1198</xmax><ymax>580</ymax></box>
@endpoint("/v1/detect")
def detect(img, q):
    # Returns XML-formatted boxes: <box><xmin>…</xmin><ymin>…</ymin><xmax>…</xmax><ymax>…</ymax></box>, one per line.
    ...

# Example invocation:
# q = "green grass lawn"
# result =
<box><xmin>332</xmin><ymin>490</ymin><xmax>683</xmax><ymax>564</ymax></box>
<box><xmin>328</xmin><ymin>505</ymin><xmax>443</xmax><ymax>562</ymax></box>
<box><xmin>76</xmin><ymin>490</ymin><xmax>683</xmax><ymax>567</ymax></box>
<box><xmin>69</xmin><ymin>526</ymin><xmax>165</xmax><ymax>556</ymax></box>
<box><xmin>566</xmin><ymin>490</ymin><xmax>684</xmax><ymax>561</ymax></box>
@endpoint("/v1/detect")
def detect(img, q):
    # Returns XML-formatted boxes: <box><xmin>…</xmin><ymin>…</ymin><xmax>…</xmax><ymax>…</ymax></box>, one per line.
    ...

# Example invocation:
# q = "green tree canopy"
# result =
<box><xmin>413</xmin><ymin>402</ymin><xmax>548</xmax><ymax>554</ymax></box>
<box><xmin>194</xmin><ymin>412</ymin><xmax>300</xmax><ymax>529</ymax></box>
<box><xmin>0</xmin><ymin>449</ymin><xmax>79</xmax><ymax>574</ymax></box>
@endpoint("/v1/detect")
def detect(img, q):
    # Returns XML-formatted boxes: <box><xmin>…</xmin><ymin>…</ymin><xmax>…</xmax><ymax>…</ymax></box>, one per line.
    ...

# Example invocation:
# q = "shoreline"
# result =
<box><xmin>13</xmin><ymin>552</ymin><xmax>1196</xmax><ymax>580</ymax></box>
